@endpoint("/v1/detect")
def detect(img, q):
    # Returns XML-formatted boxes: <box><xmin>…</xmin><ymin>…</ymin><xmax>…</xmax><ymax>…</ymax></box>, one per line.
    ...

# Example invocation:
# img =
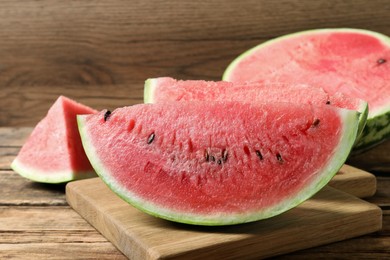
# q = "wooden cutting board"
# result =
<box><xmin>66</xmin><ymin>165</ymin><xmax>381</xmax><ymax>259</ymax></box>
<box><xmin>328</xmin><ymin>164</ymin><xmax>376</xmax><ymax>198</ymax></box>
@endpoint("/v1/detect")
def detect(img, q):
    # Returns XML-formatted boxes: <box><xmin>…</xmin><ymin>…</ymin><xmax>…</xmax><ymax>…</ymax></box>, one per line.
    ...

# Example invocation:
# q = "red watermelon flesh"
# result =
<box><xmin>11</xmin><ymin>96</ymin><xmax>97</xmax><ymax>183</ymax></box>
<box><xmin>144</xmin><ymin>77</ymin><xmax>367</xmax><ymax>139</ymax></box>
<box><xmin>223</xmin><ymin>28</ymin><xmax>390</xmax><ymax>151</ymax></box>
<box><xmin>78</xmin><ymin>102</ymin><xmax>359</xmax><ymax>225</ymax></box>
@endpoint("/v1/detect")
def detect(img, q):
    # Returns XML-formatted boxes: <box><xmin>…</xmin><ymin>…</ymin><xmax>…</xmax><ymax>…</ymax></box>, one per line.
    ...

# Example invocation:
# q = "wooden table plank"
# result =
<box><xmin>0</xmin><ymin>206</ymin><xmax>125</xmax><ymax>259</ymax></box>
<box><xmin>0</xmin><ymin>147</ymin><xmax>19</xmax><ymax>170</ymax></box>
<box><xmin>0</xmin><ymin>243</ymin><xmax>126</xmax><ymax>260</ymax></box>
<box><xmin>0</xmin><ymin>206</ymin><xmax>98</xmax><ymax>232</ymax></box>
<box><xmin>0</xmin><ymin>230</ymin><xmax>108</xmax><ymax>244</ymax></box>
<box><xmin>275</xmin><ymin>238</ymin><xmax>390</xmax><ymax>259</ymax></box>
<box><xmin>1</xmin><ymin>0</ymin><xmax>389</xmax><ymax>43</ymax></box>
<box><xmin>0</xmin><ymin>127</ymin><xmax>32</xmax><ymax>147</ymax></box>
<box><xmin>367</xmin><ymin>177</ymin><xmax>390</xmax><ymax>207</ymax></box>
<box><xmin>0</xmin><ymin>171</ymin><xmax>66</xmax><ymax>206</ymax></box>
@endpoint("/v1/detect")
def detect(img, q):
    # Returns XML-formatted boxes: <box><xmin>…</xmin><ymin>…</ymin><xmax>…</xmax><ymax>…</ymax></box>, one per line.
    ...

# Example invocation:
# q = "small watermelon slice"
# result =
<box><xmin>144</xmin><ymin>77</ymin><xmax>368</xmax><ymax>140</ymax></box>
<box><xmin>11</xmin><ymin>96</ymin><xmax>97</xmax><ymax>183</ymax></box>
<box><xmin>222</xmin><ymin>28</ymin><xmax>390</xmax><ymax>151</ymax></box>
<box><xmin>78</xmin><ymin>102</ymin><xmax>359</xmax><ymax>225</ymax></box>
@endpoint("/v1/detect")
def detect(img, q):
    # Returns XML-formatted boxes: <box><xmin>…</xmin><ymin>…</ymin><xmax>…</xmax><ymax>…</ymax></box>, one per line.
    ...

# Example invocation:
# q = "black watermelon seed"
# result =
<box><xmin>276</xmin><ymin>153</ymin><xmax>283</xmax><ymax>163</ymax></box>
<box><xmin>217</xmin><ymin>159</ymin><xmax>222</xmax><ymax>165</ymax></box>
<box><xmin>255</xmin><ymin>150</ymin><xmax>263</xmax><ymax>160</ymax></box>
<box><xmin>204</xmin><ymin>150</ymin><xmax>209</xmax><ymax>162</ymax></box>
<box><xmin>210</xmin><ymin>155</ymin><xmax>216</xmax><ymax>162</ymax></box>
<box><xmin>312</xmin><ymin>118</ymin><xmax>320</xmax><ymax>127</ymax></box>
<box><xmin>147</xmin><ymin>132</ymin><xmax>155</xmax><ymax>144</ymax></box>
<box><xmin>377</xmin><ymin>58</ymin><xmax>387</xmax><ymax>65</ymax></box>
<box><xmin>104</xmin><ymin>110</ymin><xmax>111</xmax><ymax>121</ymax></box>
<box><xmin>326</xmin><ymin>100</ymin><xmax>331</xmax><ymax>105</ymax></box>
<box><xmin>222</xmin><ymin>149</ymin><xmax>228</xmax><ymax>162</ymax></box>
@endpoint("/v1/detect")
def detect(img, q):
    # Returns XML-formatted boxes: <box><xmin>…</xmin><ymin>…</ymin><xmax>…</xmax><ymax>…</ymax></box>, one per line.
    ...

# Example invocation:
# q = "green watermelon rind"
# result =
<box><xmin>10</xmin><ymin>158</ymin><xmax>96</xmax><ymax>184</ymax></box>
<box><xmin>77</xmin><ymin>109</ymin><xmax>359</xmax><ymax>226</ymax></box>
<box><xmin>354</xmin><ymin>107</ymin><xmax>390</xmax><ymax>151</ymax></box>
<box><xmin>143</xmin><ymin>77</ymin><xmax>368</xmax><ymax>146</ymax></box>
<box><xmin>222</xmin><ymin>28</ymin><xmax>390</xmax><ymax>151</ymax></box>
<box><xmin>354</xmin><ymin>101</ymin><xmax>368</xmax><ymax>144</ymax></box>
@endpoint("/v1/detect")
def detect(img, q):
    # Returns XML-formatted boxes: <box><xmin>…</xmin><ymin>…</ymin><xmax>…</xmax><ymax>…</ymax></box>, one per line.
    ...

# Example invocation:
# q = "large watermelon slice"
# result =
<box><xmin>144</xmin><ymin>77</ymin><xmax>368</xmax><ymax>139</ymax></box>
<box><xmin>223</xmin><ymin>28</ymin><xmax>390</xmax><ymax>151</ymax></box>
<box><xmin>11</xmin><ymin>96</ymin><xmax>97</xmax><ymax>183</ymax></box>
<box><xmin>78</xmin><ymin>102</ymin><xmax>359</xmax><ymax>225</ymax></box>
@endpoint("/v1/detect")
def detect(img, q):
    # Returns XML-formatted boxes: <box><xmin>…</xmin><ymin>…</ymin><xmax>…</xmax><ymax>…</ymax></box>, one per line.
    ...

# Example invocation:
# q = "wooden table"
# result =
<box><xmin>1</xmin><ymin>1</ymin><xmax>390</xmax><ymax>258</ymax></box>
<box><xmin>0</xmin><ymin>126</ymin><xmax>389</xmax><ymax>259</ymax></box>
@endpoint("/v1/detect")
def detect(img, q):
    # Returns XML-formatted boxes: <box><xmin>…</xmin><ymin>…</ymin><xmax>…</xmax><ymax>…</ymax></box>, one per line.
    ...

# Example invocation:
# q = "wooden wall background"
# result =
<box><xmin>1</xmin><ymin>0</ymin><xmax>390</xmax><ymax>126</ymax></box>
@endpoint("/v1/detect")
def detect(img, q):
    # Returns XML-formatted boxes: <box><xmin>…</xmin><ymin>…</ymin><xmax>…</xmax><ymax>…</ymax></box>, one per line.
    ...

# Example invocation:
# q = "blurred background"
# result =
<box><xmin>1</xmin><ymin>0</ymin><xmax>390</xmax><ymax>126</ymax></box>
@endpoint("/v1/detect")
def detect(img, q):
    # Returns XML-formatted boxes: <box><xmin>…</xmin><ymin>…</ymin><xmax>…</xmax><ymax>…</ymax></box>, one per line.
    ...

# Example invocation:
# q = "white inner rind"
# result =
<box><xmin>78</xmin><ymin>109</ymin><xmax>359</xmax><ymax>226</ymax></box>
<box><xmin>143</xmin><ymin>78</ymin><xmax>157</xmax><ymax>104</ymax></box>
<box><xmin>10</xmin><ymin>158</ymin><xmax>95</xmax><ymax>184</ymax></box>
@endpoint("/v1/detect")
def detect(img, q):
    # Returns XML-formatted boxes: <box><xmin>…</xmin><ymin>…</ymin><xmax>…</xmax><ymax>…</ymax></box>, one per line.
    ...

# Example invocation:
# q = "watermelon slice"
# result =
<box><xmin>223</xmin><ymin>28</ymin><xmax>390</xmax><ymax>151</ymax></box>
<box><xmin>11</xmin><ymin>96</ymin><xmax>97</xmax><ymax>183</ymax></box>
<box><xmin>144</xmin><ymin>77</ymin><xmax>368</xmax><ymax>139</ymax></box>
<box><xmin>78</xmin><ymin>102</ymin><xmax>359</xmax><ymax>225</ymax></box>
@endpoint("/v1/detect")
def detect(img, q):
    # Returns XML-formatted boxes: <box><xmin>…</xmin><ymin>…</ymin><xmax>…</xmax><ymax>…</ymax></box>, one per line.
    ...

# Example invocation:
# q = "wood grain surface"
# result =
<box><xmin>2</xmin><ymin>0</ymin><xmax>390</xmax><ymax>127</ymax></box>
<box><xmin>1</xmin><ymin>1</ymin><xmax>390</xmax><ymax>258</ymax></box>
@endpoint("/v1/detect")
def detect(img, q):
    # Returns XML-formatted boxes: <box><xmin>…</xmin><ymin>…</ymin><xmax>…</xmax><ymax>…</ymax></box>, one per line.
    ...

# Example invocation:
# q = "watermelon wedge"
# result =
<box><xmin>78</xmin><ymin>102</ymin><xmax>359</xmax><ymax>225</ymax></box>
<box><xmin>11</xmin><ymin>96</ymin><xmax>97</xmax><ymax>183</ymax></box>
<box><xmin>144</xmin><ymin>77</ymin><xmax>368</xmax><ymax>140</ymax></box>
<box><xmin>222</xmin><ymin>28</ymin><xmax>390</xmax><ymax>151</ymax></box>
